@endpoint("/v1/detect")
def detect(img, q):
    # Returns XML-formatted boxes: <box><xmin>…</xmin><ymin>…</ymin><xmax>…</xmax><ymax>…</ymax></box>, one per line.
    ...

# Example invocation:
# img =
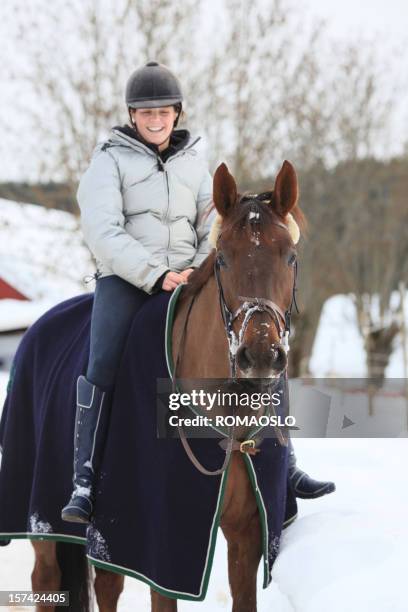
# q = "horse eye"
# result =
<box><xmin>288</xmin><ymin>252</ymin><xmax>297</xmax><ymax>266</ymax></box>
<box><xmin>217</xmin><ymin>253</ymin><xmax>227</xmax><ymax>267</ymax></box>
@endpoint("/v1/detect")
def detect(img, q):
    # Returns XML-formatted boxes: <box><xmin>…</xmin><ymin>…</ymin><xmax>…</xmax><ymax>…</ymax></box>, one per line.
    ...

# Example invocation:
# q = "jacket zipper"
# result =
<box><xmin>111</xmin><ymin>132</ymin><xmax>200</xmax><ymax>268</ymax></box>
<box><xmin>158</xmin><ymin>154</ymin><xmax>201</xmax><ymax>267</ymax></box>
<box><xmin>158</xmin><ymin>158</ymin><xmax>171</xmax><ymax>267</ymax></box>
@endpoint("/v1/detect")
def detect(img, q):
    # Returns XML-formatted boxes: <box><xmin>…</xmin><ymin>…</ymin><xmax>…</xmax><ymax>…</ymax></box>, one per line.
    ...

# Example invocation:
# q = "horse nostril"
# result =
<box><xmin>271</xmin><ymin>346</ymin><xmax>280</xmax><ymax>361</ymax></box>
<box><xmin>270</xmin><ymin>344</ymin><xmax>287</xmax><ymax>370</ymax></box>
<box><xmin>236</xmin><ymin>345</ymin><xmax>255</xmax><ymax>371</ymax></box>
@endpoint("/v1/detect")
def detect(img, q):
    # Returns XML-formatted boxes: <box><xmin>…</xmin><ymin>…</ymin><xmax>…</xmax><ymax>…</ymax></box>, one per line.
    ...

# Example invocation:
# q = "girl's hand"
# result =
<box><xmin>162</xmin><ymin>271</ymin><xmax>186</xmax><ymax>291</ymax></box>
<box><xmin>180</xmin><ymin>268</ymin><xmax>195</xmax><ymax>282</ymax></box>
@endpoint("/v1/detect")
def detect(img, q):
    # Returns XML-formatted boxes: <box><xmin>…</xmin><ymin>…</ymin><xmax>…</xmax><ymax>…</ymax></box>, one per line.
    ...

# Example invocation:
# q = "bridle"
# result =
<box><xmin>214</xmin><ymin>227</ymin><xmax>299</xmax><ymax>379</ymax></box>
<box><xmin>174</xmin><ymin>198</ymin><xmax>299</xmax><ymax>476</ymax></box>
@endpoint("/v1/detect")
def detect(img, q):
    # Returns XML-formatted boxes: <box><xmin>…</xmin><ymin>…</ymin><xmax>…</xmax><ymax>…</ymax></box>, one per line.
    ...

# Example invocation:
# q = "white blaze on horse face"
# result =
<box><xmin>250</xmin><ymin>231</ymin><xmax>260</xmax><ymax>247</ymax></box>
<box><xmin>249</xmin><ymin>211</ymin><xmax>261</xmax><ymax>246</ymax></box>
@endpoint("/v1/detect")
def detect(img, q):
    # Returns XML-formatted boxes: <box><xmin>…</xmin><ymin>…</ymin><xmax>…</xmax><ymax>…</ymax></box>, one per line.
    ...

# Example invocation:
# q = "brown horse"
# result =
<box><xmin>29</xmin><ymin>159</ymin><xmax>302</xmax><ymax>612</ymax></box>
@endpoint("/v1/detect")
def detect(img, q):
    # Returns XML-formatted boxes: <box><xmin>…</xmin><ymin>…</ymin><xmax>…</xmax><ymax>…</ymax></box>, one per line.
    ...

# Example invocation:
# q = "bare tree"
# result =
<box><xmin>0</xmin><ymin>0</ymin><xmax>201</xmax><ymax>190</ymax></box>
<box><xmin>195</xmin><ymin>0</ymin><xmax>326</xmax><ymax>183</ymax></box>
<box><xmin>291</xmin><ymin>155</ymin><xmax>408</xmax><ymax>379</ymax></box>
<box><xmin>1</xmin><ymin>0</ymin><xmax>406</xmax><ymax>380</ymax></box>
<box><xmin>287</xmin><ymin>39</ymin><xmax>405</xmax><ymax>377</ymax></box>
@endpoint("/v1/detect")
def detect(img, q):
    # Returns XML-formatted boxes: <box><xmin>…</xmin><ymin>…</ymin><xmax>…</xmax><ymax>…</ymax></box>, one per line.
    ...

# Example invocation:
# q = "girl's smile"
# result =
<box><xmin>130</xmin><ymin>106</ymin><xmax>179</xmax><ymax>151</ymax></box>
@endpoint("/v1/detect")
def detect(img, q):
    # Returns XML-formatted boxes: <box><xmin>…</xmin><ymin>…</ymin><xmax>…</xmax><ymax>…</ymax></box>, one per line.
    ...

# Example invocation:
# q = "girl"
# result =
<box><xmin>61</xmin><ymin>61</ymin><xmax>213</xmax><ymax>523</ymax></box>
<box><xmin>61</xmin><ymin>60</ymin><xmax>334</xmax><ymax>523</ymax></box>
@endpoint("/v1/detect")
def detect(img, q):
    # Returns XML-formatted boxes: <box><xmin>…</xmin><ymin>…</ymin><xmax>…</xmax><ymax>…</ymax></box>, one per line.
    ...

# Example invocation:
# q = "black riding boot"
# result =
<box><xmin>61</xmin><ymin>376</ymin><xmax>111</xmax><ymax>524</ymax></box>
<box><xmin>288</xmin><ymin>441</ymin><xmax>336</xmax><ymax>499</ymax></box>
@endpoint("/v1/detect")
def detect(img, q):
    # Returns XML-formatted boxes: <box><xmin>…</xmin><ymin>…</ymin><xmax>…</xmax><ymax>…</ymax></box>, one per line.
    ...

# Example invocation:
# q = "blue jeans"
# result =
<box><xmin>86</xmin><ymin>275</ymin><xmax>150</xmax><ymax>389</ymax></box>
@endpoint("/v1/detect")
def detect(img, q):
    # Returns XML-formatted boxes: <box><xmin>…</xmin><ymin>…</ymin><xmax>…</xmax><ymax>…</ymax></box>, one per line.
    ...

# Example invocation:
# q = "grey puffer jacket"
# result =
<box><xmin>77</xmin><ymin>127</ymin><xmax>214</xmax><ymax>294</ymax></box>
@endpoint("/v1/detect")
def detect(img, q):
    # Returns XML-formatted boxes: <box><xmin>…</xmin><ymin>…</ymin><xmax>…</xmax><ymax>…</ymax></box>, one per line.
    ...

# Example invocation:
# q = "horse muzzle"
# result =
<box><xmin>235</xmin><ymin>342</ymin><xmax>287</xmax><ymax>379</ymax></box>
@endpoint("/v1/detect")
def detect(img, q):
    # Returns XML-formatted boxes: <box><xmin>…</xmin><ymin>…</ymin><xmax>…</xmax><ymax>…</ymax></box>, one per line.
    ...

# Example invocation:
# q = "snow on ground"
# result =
<box><xmin>310</xmin><ymin>295</ymin><xmax>366</xmax><ymax>377</ymax></box>
<box><xmin>0</xmin><ymin>198</ymin><xmax>93</xmax><ymax>299</ymax></box>
<box><xmin>0</xmin><ymin>199</ymin><xmax>94</xmax><ymax>332</ymax></box>
<box><xmin>1</xmin><ymin>261</ymin><xmax>407</xmax><ymax>608</ymax></box>
<box><xmin>310</xmin><ymin>292</ymin><xmax>408</xmax><ymax>378</ymax></box>
<box><xmin>0</xmin><ymin>372</ymin><xmax>8</xmax><ymax>407</ymax></box>
<box><xmin>1</xmin><ymin>361</ymin><xmax>407</xmax><ymax>611</ymax></box>
<box><xmin>0</xmin><ymin>299</ymin><xmax>65</xmax><ymax>333</ymax></box>
<box><xmin>272</xmin><ymin>438</ymin><xmax>408</xmax><ymax>612</ymax></box>
<box><xmin>1</xmin><ymin>438</ymin><xmax>407</xmax><ymax>612</ymax></box>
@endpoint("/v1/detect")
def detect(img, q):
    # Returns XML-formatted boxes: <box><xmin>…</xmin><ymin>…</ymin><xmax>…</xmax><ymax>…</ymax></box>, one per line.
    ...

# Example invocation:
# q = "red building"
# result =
<box><xmin>0</xmin><ymin>276</ymin><xmax>29</xmax><ymax>301</ymax></box>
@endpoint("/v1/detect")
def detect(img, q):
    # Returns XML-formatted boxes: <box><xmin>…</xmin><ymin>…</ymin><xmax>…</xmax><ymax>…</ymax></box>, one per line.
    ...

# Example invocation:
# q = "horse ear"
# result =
<box><xmin>272</xmin><ymin>160</ymin><xmax>299</xmax><ymax>217</ymax></box>
<box><xmin>213</xmin><ymin>163</ymin><xmax>238</xmax><ymax>218</ymax></box>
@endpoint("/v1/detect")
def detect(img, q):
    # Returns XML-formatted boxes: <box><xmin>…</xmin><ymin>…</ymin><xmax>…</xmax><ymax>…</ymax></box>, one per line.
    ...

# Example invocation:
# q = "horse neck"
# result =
<box><xmin>176</xmin><ymin>274</ymin><xmax>231</xmax><ymax>379</ymax></box>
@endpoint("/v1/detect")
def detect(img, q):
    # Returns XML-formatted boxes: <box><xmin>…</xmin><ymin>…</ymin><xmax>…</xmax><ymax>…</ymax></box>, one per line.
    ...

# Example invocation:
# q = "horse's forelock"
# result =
<box><xmin>228</xmin><ymin>197</ymin><xmax>276</xmax><ymax>235</ymax></box>
<box><xmin>183</xmin><ymin>196</ymin><xmax>305</xmax><ymax>299</ymax></box>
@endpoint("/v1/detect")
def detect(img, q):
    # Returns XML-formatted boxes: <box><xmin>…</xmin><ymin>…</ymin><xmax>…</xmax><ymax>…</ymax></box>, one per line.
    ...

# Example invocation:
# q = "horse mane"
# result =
<box><xmin>290</xmin><ymin>202</ymin><xmax>307</xmax><ymax>236</ymax></box>
<box><xmin>182</xmin><ymin>191</ymin><xmax>306</xmax><ymax>300</ymax></box>
<box><xmin>182</xmin><ymin>249</ymin><xmax>216</xmax><ymax>299</ymax></box>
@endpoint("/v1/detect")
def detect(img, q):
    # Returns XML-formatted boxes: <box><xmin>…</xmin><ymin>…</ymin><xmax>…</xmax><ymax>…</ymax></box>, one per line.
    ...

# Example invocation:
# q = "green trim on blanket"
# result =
<box><xmin>283</xmin><ymin>512</ymin><xmax>298</xmax><ymax>529</ymax></box>
<box><xmin>0</xmin><ymin>532</ymin><xmax>86</xmax><ymax>545</ymax></box>
<box><xmin>243</xmin><ymin>454</ymin><xmax>271</xmax><ymax>588</ymax></box>
<box><xmin>164</xmin><ymin>284</ymin><xmax>228</xmax><ymax>438</ymax></box>
<box><xmin>164</xmin><ymin>284</ymin><xmax>297</xmax><ymax>592</ymax></box>
<box><xmin>88</xmin><ymin>464</ymin><xmax>230</xmax><ymax>602</ymax></box>
<box><xmin>165</xmin><ymin>283</ymin><xmax>184</xmax><ymax>378</ymax></box>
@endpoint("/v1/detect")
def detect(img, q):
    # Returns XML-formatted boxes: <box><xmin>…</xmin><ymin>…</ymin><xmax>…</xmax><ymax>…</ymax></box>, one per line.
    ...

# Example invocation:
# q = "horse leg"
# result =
<box><xmin>224</xmin><ymin>512</ymin><xmax>262</xmax><ymax>612</ymax></box>
<box><xmin>31</xmin><ymin>540</ymin><xmax>61</xmax><ymax>612</ymax></box>
<box><xmin>150</xmin><ymin>589</ymin><xmax>178</xmax><ymax>612</ymax></box>
<box><xmin>94</xmin><ymin>567</ymin><xmax>124</xmax><ymax>612</ymax></box>
<box><xmin>221</xmin><ymin>454</ymin><xmax>262</xmax><ymax>612</ymax></box>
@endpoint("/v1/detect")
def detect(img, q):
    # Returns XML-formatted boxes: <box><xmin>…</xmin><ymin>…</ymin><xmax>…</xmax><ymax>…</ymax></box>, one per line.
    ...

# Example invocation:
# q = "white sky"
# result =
<box><xmin>1</xmin><ymin>0</ymin><xmax>407</xmax><ymax>182</ymax></box>
<box><xmin>302</xmin><ymin>0</ymin><xmax>408</xmax><ymax>39</ymax></box>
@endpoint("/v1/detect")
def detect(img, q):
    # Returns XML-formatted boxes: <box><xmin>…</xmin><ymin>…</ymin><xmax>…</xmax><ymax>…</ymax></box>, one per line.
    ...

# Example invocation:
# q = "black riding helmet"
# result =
<box><xmin>126</xmin><ymin>61</ymin><xmax>183</xmax><ymax>127</ymax></box>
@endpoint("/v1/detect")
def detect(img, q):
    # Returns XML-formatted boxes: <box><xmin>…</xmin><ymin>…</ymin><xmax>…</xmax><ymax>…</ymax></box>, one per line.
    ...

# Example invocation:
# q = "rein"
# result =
<box><xmin>172</xmin><ymin>292</ymin><xmax>236</xmax><ymax>476</ymax></box>
<box><xmin>173</xmin><ymin>206</ymin><xmax>299</xmax><ymax>477</ymax></box>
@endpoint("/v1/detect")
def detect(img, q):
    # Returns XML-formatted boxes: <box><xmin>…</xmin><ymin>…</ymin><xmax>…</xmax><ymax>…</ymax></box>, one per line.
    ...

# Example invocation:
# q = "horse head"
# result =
<box><xmin>211</xmin><ymin>160</ymin><xmax>304</xmax><ymax>381</ymax></box>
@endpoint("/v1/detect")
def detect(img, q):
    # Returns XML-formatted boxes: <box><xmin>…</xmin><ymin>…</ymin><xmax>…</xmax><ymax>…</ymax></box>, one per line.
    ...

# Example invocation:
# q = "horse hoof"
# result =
<box><xmin>0</xmin><ymin>539</ymin><xmax>11</xmax><ymax>546</ymax></box>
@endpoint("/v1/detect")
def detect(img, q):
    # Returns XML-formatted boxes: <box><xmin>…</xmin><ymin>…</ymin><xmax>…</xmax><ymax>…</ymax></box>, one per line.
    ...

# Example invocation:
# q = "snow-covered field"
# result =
<box><xmin>0</xmin><ymin>200</ymin><xmax>407</xmax><ymax>609</ymax></box>
<box><xmin>0</xmin><ymin>199</ymin><xmax>94</xmax><ymax>336</ymax></box>
<box><xmin>310</xmin><ymin>293</ymin><xmax>408</xmax><ymax>378</ymax></box>
<box><xmin>0</xmin><ymin>199</ymin><xmax>93</xmax><ymax>303</ymax></box>
<box><xmin>1</xmin><ymin>363</ymin><xmax>407</xmax><ymax>611</ymax></box>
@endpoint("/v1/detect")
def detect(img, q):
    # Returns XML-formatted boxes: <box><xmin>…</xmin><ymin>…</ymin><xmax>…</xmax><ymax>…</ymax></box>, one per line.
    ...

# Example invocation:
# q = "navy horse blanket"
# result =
<box><xmin>0</xmin><ymin>289</ymin><xmax>296</xmax><ymax>600</ymax></box>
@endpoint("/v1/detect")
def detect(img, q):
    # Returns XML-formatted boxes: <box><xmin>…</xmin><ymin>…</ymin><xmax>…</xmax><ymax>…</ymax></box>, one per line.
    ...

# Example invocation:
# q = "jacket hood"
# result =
<box><xmin>108</xmin><ymin>125</ymin><xmax>200</xmax><ymax>160</ymax></box>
